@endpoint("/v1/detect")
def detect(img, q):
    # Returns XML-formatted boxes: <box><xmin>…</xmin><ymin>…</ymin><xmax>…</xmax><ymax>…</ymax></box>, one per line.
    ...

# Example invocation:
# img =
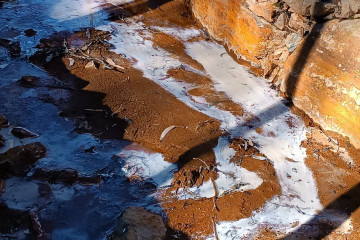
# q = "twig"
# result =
<box><xmin>84</xmin><ymin>109</ymin><xmax>105</xmax><ymax>112</ymax></box>
<box><xmin>193</xmin><ymin>157</ymin><xmax>211</xmax><ymax>170</ymax></box>
<box><xmin>211</xmin><ymin>177</ymin><xmax>219</xmax><ymax>212</ymax></box>
<box><xmin>195</xmin><ymin>118</ymin><xmax>215</xmax><ymax>131</ymax></box>
<box><xmin>66</xmin><ymin>43</ymin><xmax>125</xmax><ymax>73</ymax></box>
<box><xmin>212</xmin><ymin>216</ymin><xmax>219</xmax><ymax>240</ymax></box>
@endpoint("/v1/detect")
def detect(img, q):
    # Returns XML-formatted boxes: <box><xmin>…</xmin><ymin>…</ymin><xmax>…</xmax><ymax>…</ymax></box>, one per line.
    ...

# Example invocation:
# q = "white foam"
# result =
<box><xmin>96</xmin><ymin>19</ymin><xmax>332</xmax><ymax>238</ymax></box>
<box><xmin>152</xmin><ymin>26</ymin><xmax>201</xmax><ymax>41</ymax></box>
<box><xmin>178</xmin><ymin>137</ymin><xmax>263</xmax><ymax>199</ymax></box>
<box><xmin>186</xmin><ymin>41</ymin><xmax>322</xmax><ymax>238</ymax></box>
<box><xmin>118</xmin><ymin>149</ymin><xmax>176</xmax><ymax>188</ymax></box>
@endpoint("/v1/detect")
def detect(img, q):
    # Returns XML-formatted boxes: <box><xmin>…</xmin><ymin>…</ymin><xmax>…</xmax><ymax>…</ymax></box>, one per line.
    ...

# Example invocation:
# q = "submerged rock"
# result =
<box><xmin>24</xmin><ymin>29</ymin><xmax>37</xmax><ymax>37</ymax></box>
<box><xmin>0</xmin><ymin>203</ymin><xmax>31</xmax><ymax>234</ymax></box>
<box><xmin>0</xmin><ymin>203</ymin><xmax>42</xmax><ymax>239</ymax></box>
<box><xmin>0</xmin><ymin>179</ymin><xmax>4</xmax><ymax>196</ymax></box>
<box><xmin>0</xmin><ymin>142</ymin><xmax>46</xmax><ymax>178</ymax></box>
<box><xmin>0</xmin><ymin>134</ymin><xmax>5</xmax><ymax>148</ymax></box>
<box><xmin>0</xmin><ymin>114</ymin><xmax>8</xmax><ymax>130</ymax></box>
<box><xmin>109</xmin><ymin>206</ymin><xmax>167</xmax><ymax>240</ymax></box>
<box><xmin>0</xmin><ymin>39</ymin><xmax>21</xmax><ymax>57</ymax></box>
<box><xmin>32</xmin><ymin>168</ymin><xmax>101</xmax><ymax>185</ymax></box>
<box><xmin>19</xmin><ymin>75</ymin><xmax>40</xmax><ymax>87</ymax></box>
<box><xmin>11</xmin><ymin>127</ymin><xmax>39</xmax><ymax>139</ymax></box>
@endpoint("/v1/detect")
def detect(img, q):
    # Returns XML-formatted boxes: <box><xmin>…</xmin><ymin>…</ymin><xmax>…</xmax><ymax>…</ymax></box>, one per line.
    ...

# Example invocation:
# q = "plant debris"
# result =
<box><xmin>160</xmin><ymin>125</ymin><xmax>188</xmax><ymax>142</ymax></box>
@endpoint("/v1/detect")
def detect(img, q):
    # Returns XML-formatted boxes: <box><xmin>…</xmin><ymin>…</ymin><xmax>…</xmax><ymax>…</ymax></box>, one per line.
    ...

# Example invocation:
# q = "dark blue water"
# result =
<box><xmin>0</xmin><ymin>1</ymin><xmax>163</xmax><ymax>239</ymax></box>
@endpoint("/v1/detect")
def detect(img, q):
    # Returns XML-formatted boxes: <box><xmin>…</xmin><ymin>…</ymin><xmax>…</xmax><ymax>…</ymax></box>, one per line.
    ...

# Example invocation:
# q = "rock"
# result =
<box><xmin>32</xmin><ymin>168</ymin><xmax>101</xmax><ymax>185</ymax></box>
<box><xmin>0</xmin><ymin>142</ymin><xmax>46</xmax><ymax>178</ymax></box>
<box><xmin>32</xmin><ymin>168</ymin><xmax>78</xmax><ymax>184</ymax></box>
<box><xmin>283</xmin><ymin>0</ymin><xmax>316</xmax><ymax>16</ymax></box>
<box><xmin>338</xmin><ymin>0</ymin><xmax>360</xmax><ymax>18</ymax></box>
<box><xmin>285</xmin><ymin>33</ymin><xmax>302</xmax><ymax>52</ymax></box>
<box><xmin>0</xmin><ymin>204</ymin><xmax>41</xmax><ymax>238</ymax></box>
<box><xmin>0</xmin><ymin>179</ymin><xmax>4</xmax><ymax>196</ymax></box>
<box><xmin>0</xmin><ymin>114</ymin><xmax>8</xmax><ymax>130</ymax></box>
<box><xmin>109</xmin><ymin>206</ymin><xmax>167</xmax><ymax>240</ymax></box>
<box><xmin>288</xmin><ymin>13</ymin><xmax>305</xmax><ymax>31</ymax></box>
<box><xmin>282</xmin><ymin>19</ymin><xmax>360</xmax><ymax>148</ymax></box>
<box><xmin>19</xmin><ymin>75</ymin><xmax>40</xmax><ymax>87</ymax></box>
<box><xmin>0</xmin><ymin>39</ymin><xmax>21</xmax><ymax>57</ymax></box>
<box><xmin>24</xmin><ymin>29</ymin><xmax>37</xmax><ymax>37</ymax></box>
<box><xmin>274</xmin><ymin>13</ymin><xmax>287</xmax><ymax>30</ymax></box>
<box><xmin>84</xmin><ymin>146</ymin><xmax>96</xmax><ymax>153</ymax></box>
<box><xmin>0</xmin><ymin>134</ymin><xmax>5</xmax><ymax>148</ymax></box>
<box><xmin>0</xmin><ymin>203</ymin><xmax>31</xmax><ymax>234</ymax></box>
<box><xmin>189</xmin><ymin>0</ymin><xmax>360</xmax><ymax>149</ymax></box>
<box><xmin>190</xmin><ymin>0</ymin><xmax>287</xmax><ymax>67</ymax></box>
<box><xmin>11</xmin><ymin>127</ymin><xmax>39</xmax><ymax>139</ymax></box>
<box><xmin>311</xmin><ymin>2</ymin><xmax>337</xmax><ymax>19</ymax></box>
<box><xmin>85</xmin><ymin>60</ymin><xmax>97</xmax><ymax>69</ymax></box>
<box><xmin>248</xmin><ymin>2</ymin><xmax>276</xmax><ymax>23</ymax></box>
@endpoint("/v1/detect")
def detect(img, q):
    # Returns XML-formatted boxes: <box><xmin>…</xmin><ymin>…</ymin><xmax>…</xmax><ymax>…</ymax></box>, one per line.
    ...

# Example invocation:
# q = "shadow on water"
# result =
<box><xmin>0</xmin><ymin>0</ymin><xmax>190</xmax><ymax>239</ymax></box>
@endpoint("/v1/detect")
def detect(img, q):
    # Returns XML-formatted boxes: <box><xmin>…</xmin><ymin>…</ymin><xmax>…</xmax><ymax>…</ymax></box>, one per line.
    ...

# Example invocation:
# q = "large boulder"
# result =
<box><xmin>109</xmin><ymin>206</ymin><xmax>167</xmax><ymax>240</ymax></box>
<box><xmin>282</xmin><ymin>19</ymin><xmax>360</xmax><ymax>148</ymax></box>
<box><xmin>190</xmin><ymin>0</ymin><xmax>287</xmax><ymax>67</ymax></box>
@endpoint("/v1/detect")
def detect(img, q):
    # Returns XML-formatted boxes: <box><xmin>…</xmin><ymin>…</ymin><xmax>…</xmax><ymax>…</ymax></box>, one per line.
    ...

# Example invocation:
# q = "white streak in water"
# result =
<box><xmin>119</xmin><ymin>150</ymin><xmax>176</xmax><ymax>188</ymax></box>
<box><xmin>51</xmin><ymin>0</ymin><xmax>134</xmax><ymax>21</ymax></box>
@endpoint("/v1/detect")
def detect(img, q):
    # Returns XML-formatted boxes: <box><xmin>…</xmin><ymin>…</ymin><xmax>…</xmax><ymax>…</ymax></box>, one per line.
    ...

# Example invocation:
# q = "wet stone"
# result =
<box><xmin>0</xmin><ymin>142</ymin><xmax>46</xmax><ymax>178</ymax></box>
<box><xmin>24</xmin><ymin>29</ymin><xmax>37</xmax><ymax>37</ymax></box>
<box><xmin>19</xmin><ymin>75</ymin><xmax>40</xmax><ymax>87</ymax></box>
<box><xmin>0</xmin><ymin>39</ymin><xmax>21</xmax><ymax>57</ymax></box>
<box><xmin>32</xmin><ymin>168</ymin><xmax>101</xmax><ymax>185</ymax></box>
<box><xmin>32</xmin><ymin>168</ymin><xmax>79</xmax><ymax>184</ymax></box>
<box><xmin>0</xmin><ymin>134</ymin><xmax>5</xmax><ymax>148</ymax></box>
<box><xmin>0</xmin><ymin>114</ymin><xmax>8</xmax><ymax>130</ymax></box>
<box><xmin>0</xmin><ymin>203</ymin><xmax>32</xmax><ymax>234</ymax></box>
<box><xmin>11</xmin><ymin>127</ymin><xmax>39</xmax><ymax>139</ymax></box>
<box><xmin>109</xmin><ymin>206</ymin><xmax>167</xmax><ymax>240</ymax></box>
<box><xmin>84</xmin><ymin>146</ymin><xmax>96</xmax><ymax>153</ymax></box>
<box><xmin>0</xmin><ymin>203</ymin><xmax>42</xmax><ymax>239</ymax></box>
<box><xmin>0</xmin><ymin>179</ymin><xmax>4</xmax><ymax>196</ymax></box>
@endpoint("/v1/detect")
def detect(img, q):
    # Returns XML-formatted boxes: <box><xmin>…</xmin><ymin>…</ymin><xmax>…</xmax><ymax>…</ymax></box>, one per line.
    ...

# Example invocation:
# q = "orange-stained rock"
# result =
<box><xmin>190</xmin><ymin>0</ymin><xmax>287</xmax><ymax>66</ymax></box>
<box><xmin>190</xmin><ymin>0</ymin><xmax>360</xmax><ymax>149</ymax></box>
<box><xmin>248</xmin><ymin>1</ymin><xmax>276</xmax><ymax>23</ymax></box>
<box><xmin>282</xmin><ymin>19</ymin><xmax>360</xmax><ymax>148</ymax></box>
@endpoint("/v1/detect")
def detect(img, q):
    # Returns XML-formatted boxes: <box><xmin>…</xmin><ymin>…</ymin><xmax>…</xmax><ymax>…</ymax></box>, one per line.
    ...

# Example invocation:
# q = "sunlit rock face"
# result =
<box><xmin>283</xmin><ymin>19</ymin><xmax>360</xmax><ymax>149</ymax></box>
<box><xmin>189</xmin><ymin>0</ymin><xmax>360</xmax><ymax>148</ymax></box>
<box><xmin>189</xmin><ymin>0</ymin><xmax>286</xmax><ymax>68</ymax></box>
